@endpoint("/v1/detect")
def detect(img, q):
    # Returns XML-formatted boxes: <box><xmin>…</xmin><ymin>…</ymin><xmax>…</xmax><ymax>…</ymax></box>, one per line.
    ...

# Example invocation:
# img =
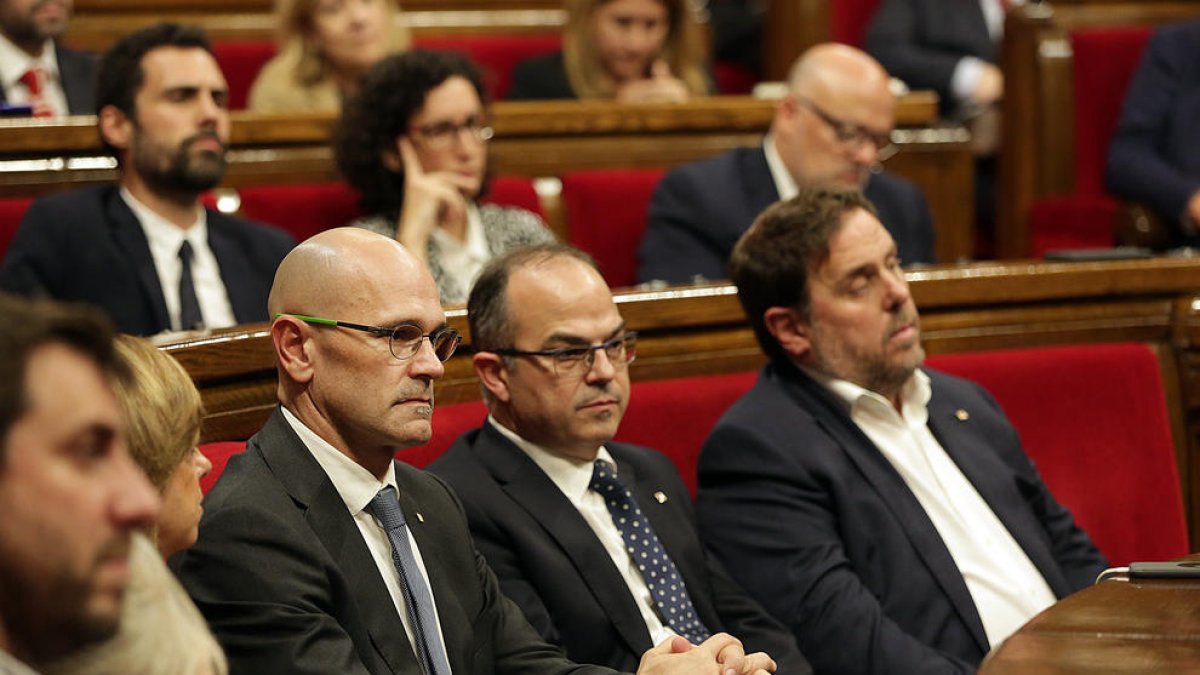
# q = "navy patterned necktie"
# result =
<box><xmin>589</xmin><ymin>459</ymin><xmax>712</xmax><ymax>644</ymax></box>
<box><xmin>177</xmin><ymin>241</ymin><xmax>204</xmax><ymax>330</ymax></box>
<box><xmin>368</xmin><ymin>486</ymin><xmax>452</xmax><ymax>675</ymax></box>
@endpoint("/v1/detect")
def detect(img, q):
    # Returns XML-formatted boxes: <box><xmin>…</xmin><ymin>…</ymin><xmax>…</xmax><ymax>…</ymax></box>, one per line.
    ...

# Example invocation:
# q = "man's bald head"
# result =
<box><xmin>787</xmin><ymin>43</ymin><xmax>892</xmax><ymax>100</ymax></box>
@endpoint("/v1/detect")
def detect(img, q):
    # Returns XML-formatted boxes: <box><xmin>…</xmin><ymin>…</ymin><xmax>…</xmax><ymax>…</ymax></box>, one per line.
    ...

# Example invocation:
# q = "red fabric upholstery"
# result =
<box><xmin>926</xmin><ymin>343</ymin><xmax>1187</xmax><ymax>566</ymax></box>
<box><xmin>199</xmin><ymin>441</ymin><xmax>249</xmax><ymax>494</ymax></box>
<box><xmin>482</xmin><ymin>176</ymin><xmax>544</xmax><ymax>219</ymax></box>
<box><xmin>414</xmin><ymin>34</ymin><xmax>562</xmax><ymax>101</ymax></box>
<box><xmin>212</xmin><ymin>41</ymin><xmax>279</xmax><ymax>110</ymax></box>
<box><xmin>401</xmin><ymin>400</ymin><xmax>489</xmax><ymax>468</ymax></box>
<box><xmin>713</xmin><ymin>61</ymin><xmax>757</xmax><ymax>95</ymax></box>
<box><xmin>561</xmin><ymin>168</ymin><xmax>665</xmax><ymax>288</ymax></box>
<box><xmin>1029</xmin><ymin>194</ymin><xmax>1119</xmax><ymax>257</ymax></box>
<box><xmin>237</xmin><ymin>182</ymin><xmax>363</xmax><ymax>243</ymax></box>
<box><xmin>832</xmin><ymin>0</ymin><xmax>882</xmax><ymax>45</ymax></box>
<box><xmin>0</xmin><ymin>196</ymin><xmax>32</xmax><ymax>263</ymax></box>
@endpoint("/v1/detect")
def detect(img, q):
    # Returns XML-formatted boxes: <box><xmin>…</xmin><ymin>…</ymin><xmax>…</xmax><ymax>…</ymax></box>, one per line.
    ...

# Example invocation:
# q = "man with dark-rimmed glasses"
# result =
<box><xmin>638</xmin><ymin>43</ymin><xmax>936</xmax><ymax>285</ymax></box>
<box><xmin>429</xmin><ymin>243</ymin><xmax>811</xmax><ymax>674</ymax></box>
<box><xmin>177</xmin><ymin>229</ymin><xmax>779</xmax><ymax>675</ymax></box>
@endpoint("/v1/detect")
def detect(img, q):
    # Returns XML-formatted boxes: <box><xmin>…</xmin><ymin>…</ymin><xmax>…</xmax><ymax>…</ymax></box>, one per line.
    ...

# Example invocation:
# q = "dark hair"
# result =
<box><xmin>335</xmin><ymin>50</ymin><xmax>489</xmax><ymax>218</ymax></box>
<box><xmin>96</xmin><ymin>23</ymin><xmax>213</xmax><ymax>155</ymax></box>
<box><xmin>468</xmin><ymin>243</ymin><xmax>598</xmax><ymax>352</ymax></box>
<box><xmin>730</xmin><ymin>187</ymin><xmax>877</xmax><ymax>363</ymax></box>
<box><xmin>0</xmin><ymin>293</ymin><xmax>121</xmax><ymax>463</ymax></box>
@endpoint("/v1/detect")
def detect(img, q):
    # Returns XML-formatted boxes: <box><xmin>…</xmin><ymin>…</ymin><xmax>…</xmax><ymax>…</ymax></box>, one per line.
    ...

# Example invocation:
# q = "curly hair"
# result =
<box><xmin>334</xmin><ymin>50</ymin><xmax>489</xmax><ymax>218</ymax></box>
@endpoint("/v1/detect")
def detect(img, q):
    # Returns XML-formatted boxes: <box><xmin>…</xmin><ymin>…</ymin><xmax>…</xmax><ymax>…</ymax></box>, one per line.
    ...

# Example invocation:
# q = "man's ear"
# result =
<box><xmin>763</xmin><ymin>306</ymin><xmax>811</xmax><ymax>360</ymax></box>
<box><xmin>272</xmin><ymin>316</ymin><xmax>315</xmax><ymax>384</ymax></box>
<box><xmin>98</xmin><ymin>105</ymin><xmax>133</xmax><ymax>152</ymax></box>
<box><xmin>473</xmin><ymin>351</ymin><xmax>512</xmax><ymax>404</ymax></box>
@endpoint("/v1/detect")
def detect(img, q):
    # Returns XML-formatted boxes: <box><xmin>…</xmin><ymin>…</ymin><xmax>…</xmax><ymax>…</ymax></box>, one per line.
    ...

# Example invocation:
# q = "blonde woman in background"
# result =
<box><xmin>248</xmin><ymin>0</ymin><xmax>410</xmax><ymax>112</ymax></box>
<box><xmin>45</xmin><ymin>336</ymin><xmax>226</xmax><ymax>675</ymax></box>
<box><xmin>507</xmin><ymin>0</ymin><xmax>709</xmax><ymax>102</ymax></box>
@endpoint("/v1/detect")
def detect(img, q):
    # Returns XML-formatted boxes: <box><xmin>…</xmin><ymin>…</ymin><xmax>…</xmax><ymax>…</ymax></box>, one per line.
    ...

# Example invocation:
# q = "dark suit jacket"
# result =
<box><xmin>507</xmin><ymin>52</ymin><xmax>577</xmax><ymax>101</ymax></box>
<box><xmin>637</xmin><ymin>146</ymin><xmax>935</xmax><ymax>284</ymax></box>
<box><xmin>428</xmin><ymin>423</ymin><xmax>812</xmax><ymax>674</ymax></box>
<box><xmin>0</xmin><ymin>185</ymin><xmax>295</xmax><ymax>335</ymax></box>
<box><xmin>0</xmin><ymin>42</ymin><xmax>97</xmax><ymax>114</ymax></box>
<box><xmin>864</xmin><ymin>0</ymin><xmax>995</xmax><ymax>114</ymax></box>
<box><xmin>696</xmin><ymin>362</ymin><xmax>1107</xmax><ymax>675</ymax></box>
<box><xmin>1105</xmin><ymin>20</ymin><xmax>1200</xmax><ymax>243</ymax></box>
<box><xmin>176</xmin><ymin>409</ymin><xmax>611</xmax><ymax>675</ymax></box>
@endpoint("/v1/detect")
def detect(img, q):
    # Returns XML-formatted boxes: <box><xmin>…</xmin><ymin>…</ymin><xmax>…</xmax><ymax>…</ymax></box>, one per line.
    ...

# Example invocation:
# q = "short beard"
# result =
<box><xmin>132</xmin><ymin>130</ymin><xmax>227</xmax><ymax>198</ymax></box>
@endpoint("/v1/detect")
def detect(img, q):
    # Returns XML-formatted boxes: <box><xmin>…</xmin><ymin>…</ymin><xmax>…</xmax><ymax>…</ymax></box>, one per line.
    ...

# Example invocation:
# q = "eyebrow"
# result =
<box><xmin>542</xmin><ymin>321</ymin><xmax>626</xmax><ymax>347</ymax></box>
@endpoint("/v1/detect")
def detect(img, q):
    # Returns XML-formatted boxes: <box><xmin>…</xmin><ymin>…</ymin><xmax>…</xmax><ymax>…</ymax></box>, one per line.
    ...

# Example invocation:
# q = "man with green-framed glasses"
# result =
<box><xmin>429</xmin><ymin>243</ymin><xmax>809</xmax><ymax>673</ymax></box>
<box><xmin>177</xmin><ymin>228</ymin><xmax>777</xmax><ymax>675</ymax></box>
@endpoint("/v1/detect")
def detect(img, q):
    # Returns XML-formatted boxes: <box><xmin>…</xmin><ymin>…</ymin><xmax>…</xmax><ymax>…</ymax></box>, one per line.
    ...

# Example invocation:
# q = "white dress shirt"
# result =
<box><xmin>763</xmin><ymin>135</ymin><xmax>798</xmax><ymax>202</ymax></box>
<box><xmin>489</xmin><ymin>416</ymin><xmax>678</xmax><ymax>647</ymax></box>
<box><xmin>803</xmin><ymin>366</ymin><xmax>1057</xmax><ymax>647</ymax></box>
<box><xmin>120</xmin><ymin>188</ymin><xmax>237</xmax><ymax>332</ymax></box>
<box><xmin>430</xmin><ymin>203</ymin><xmax>490</xmax><ymax>291</ymax></box>
<box><xmin>0</xmin><ymin>34</ymin><xmax>67</xmax><ymax>115</ymax></box>
<box><xmin>280</xmin><ymin>407</ymin><xmax>452</xmax><ymax>667</ymax></box>
<box><xmin>950</xmin><ymin>0</ymin><xmax>1026</xmax><ymax>105</ymax></box>
<box><xmin>0</xmin><ymin>650</ymin><xmax>40</xmax><ymax>675</ymax></box>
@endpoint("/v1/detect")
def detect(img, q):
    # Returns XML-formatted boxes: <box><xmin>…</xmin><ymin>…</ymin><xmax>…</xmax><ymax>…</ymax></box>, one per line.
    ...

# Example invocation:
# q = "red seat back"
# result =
<box><xmin>482</xmin><ymin>176</ymin><xmax>545</xmax><ymax>219</ymax></box>
<box><xmin>237</xmin><ymin>182</ymin><xmax>363</xmax><ymax>243</ymax></box>
<box><xmin>212</xmin><ymin>40</ymin><xmax>279</xmax><ymax>110</ymax></box>
<box><xmin>414</xmin><ymin>34</ymin><xmax>563</xmax><ymax>101</ymax></box>
<box><xmin>833</xmin><ymin>0</ymin><xmax>882</xmax><ymax>46</ymax></box>
<box><xmin>1028</xmin><ymin>194</ymin><xmax>1119</xmax><ymax>256</ymax></box>
<box><xmin>402</xmin><ymin>400</ymin><xmax>490</xmax><ymax>468</ymax></box>
<box><xmin>199</xmin><ymin>441</ymin><xmax>249</xmax><ymax>494</ymax></box>
<box><xmin>0</xmin><ymin>197</ymin><xmax>32</xmax><ymax>263</ymax></box>
<box><xmin>561</xmin><ymin>168</ymin><xmax>665</xmax><ymax>288</ymax></box>
<box><xmin>926</xmin><ymin>343</ymin><xmax>1187</xmax><ymax>565</ymax></box>
<box><xmin>1069</xmin><ymin>27</ymin><xmax>1155</xmax><ymax>197</ymax></box>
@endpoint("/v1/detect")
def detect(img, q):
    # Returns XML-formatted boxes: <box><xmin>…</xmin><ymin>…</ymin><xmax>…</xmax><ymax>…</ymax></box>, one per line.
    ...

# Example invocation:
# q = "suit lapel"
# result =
<box><xmin>105</xmin><ymin>192</ymin><xmax>171</xmax><ymax>332</ymax></box>
<box><xmin>741</xmin><ymin>147</ymin><xmax>782</xmax><ymax>218</ymax></box>
<box><xmin>472</xmin><ymin>424</ymin><xmax>654</xmax><ymax>656</ymax></box>
<box><xmin>206</xmin><ymin>215</ymin><xmax>259</xmax><ymax>324</ymax></box>
<box><xmin>256</xmin><ymin>411</ymin><xmax>421</xmax><ymax>675</ymax></box>
<box><xmin>777</xmin><ymin>365</ymin><xmax>991</xmax><ymax>653</ymax></box>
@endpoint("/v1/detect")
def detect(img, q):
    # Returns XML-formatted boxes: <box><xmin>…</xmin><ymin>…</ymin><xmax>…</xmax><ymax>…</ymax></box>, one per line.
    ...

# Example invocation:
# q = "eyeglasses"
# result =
<box><xmin>493</xmin><ymin>333</ymin><xmax>638</xmax><ymax>377</ymax></box>
<box><xmin>279</xmin><ymin>314</ymin><xmax>462</xmax><ymax>362</ymax></box>
<box><xmin>409</xmin><ymin>113</ymin><xmax>494</xmax><ymax>149</ymax></box>
<box><xmin>792</xmin><ymin>96</ymin><xmax>898</xmax><ymax>162</ymax></box>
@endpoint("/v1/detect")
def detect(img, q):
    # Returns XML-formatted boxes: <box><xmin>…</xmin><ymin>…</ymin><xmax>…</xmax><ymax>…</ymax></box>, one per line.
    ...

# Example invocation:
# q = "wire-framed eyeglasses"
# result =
<box><xmin>409</xmin><ymin>113</ymin><xmax>494</xmax><ymax>150</ymax></box>
<box><xmin>278</xmin><ymin>314</ymin><xmax>461</xmax><ymax>362</ymax></box>
<box><xmin>792</xmin><ymin>95</ymin><xmax>898</xmax><ymax>162</ymax></box>
<box><xmin>493</xmin><ymin>333</ymin><xmax>638</xmax><ymax>377</ymax></box>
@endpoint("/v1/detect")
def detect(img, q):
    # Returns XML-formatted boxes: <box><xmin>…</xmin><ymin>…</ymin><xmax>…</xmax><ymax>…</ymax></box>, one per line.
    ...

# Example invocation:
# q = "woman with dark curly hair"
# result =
<box><xmin>335</xmin><ymin>51</ymin><xmax>554</xmax><ymax>305</ymax></box>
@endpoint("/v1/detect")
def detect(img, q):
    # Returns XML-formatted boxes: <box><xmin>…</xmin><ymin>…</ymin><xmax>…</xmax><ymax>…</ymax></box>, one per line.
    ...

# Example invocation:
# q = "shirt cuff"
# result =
<box><xmin>951</xmin><ymin>56</ymin><xmax>985</xmax><ymax>104</ymax></box>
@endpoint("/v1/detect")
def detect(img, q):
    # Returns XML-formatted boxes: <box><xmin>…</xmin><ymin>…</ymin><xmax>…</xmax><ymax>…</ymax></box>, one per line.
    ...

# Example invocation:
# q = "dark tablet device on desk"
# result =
<box><xmin>0</xmin><ymin>104</ymin><xmax>33</xmax><ymax>117</ymax></box>
<box><xmin>1043</xmin><ymin>246</ymin><xmax>1154</xmax><ymax>261</ymax></box>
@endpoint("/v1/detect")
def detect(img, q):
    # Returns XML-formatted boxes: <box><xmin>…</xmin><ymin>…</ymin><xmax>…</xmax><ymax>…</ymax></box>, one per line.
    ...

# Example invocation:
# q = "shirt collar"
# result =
<box><xmin>763</xmin><ymin>134</ymin><xmax>799</xmax><ymax>201</ymax></box>
<box><xmin>120</xmin><ymin>186</ymin><xmax>208</xmax><ymax>249</ymax></box>
<box><xmin>429</xmin><ymin>202</ymin><xmax>488</xmax><ymax>257</ymax></box>
<box><xmin>280</xmin><ymin>406</ymin><xmax>399</xmax><ymax>516</ymax></box>
<box><xmin>799</xmin><ymin>362</ymin><xmax>932</xmax><ymax>423</ymax></box>
<box><xmin>487</xmin><ymin>415</ymin><xmax>616</xmax><ymax>506</ymax></box>
<box><xmin>0</xmin><ymin>34</ymin><xmax>59</xmax><ymax>89</ymax></box>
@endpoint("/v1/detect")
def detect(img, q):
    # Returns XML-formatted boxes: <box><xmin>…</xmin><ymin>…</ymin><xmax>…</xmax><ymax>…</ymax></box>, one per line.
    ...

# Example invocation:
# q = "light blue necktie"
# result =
<box><xmin>590</xmin><ymin>459</ymin><xmax>712</xmax><ymax>644</ymax></box>
<box><xmin>368</xmin><ymin>486</ymin><xmax>452</xmax><ymax>675</ymax></box>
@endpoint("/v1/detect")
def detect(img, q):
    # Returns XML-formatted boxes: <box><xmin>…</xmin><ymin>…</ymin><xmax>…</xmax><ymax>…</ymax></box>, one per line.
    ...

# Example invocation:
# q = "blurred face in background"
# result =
<box><xmin>405</xmin><ymin>76</ymin><xmax>489</xmax><ymax>200</ymax></box>
<box><xmin>591</xmin><ymin>0</ymin><xmax>669</xmax><ymax>83</ymax></box>
<box><xmin>309</xmin><ymin>0</ymin><xmax>391</xmax><ymax>76</ymax></box>
<box><xmin>155</xmin><ymin>447</ymin><xmax>212</xmax><ymax>559</ymax></box>
<box><xmin>0</xmin><ymin>0</ymin><xmax>72</xmax><ymax>54</ymax></box>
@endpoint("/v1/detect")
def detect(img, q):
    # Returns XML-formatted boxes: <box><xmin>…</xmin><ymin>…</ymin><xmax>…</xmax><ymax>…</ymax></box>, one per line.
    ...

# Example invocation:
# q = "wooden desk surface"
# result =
<box><xmin>981</xmin><ymin>561</ymin><xmax>1200</xmax><ymax>673</ymax></box>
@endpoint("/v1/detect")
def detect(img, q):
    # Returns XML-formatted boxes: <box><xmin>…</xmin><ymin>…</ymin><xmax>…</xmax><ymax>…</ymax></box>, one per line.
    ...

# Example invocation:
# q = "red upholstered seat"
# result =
<box><xmin>561</xmin><ymin>168</ymin><xmax>666</xmax><ymax>288</ymax></box>
<box><xmin>199</xmin><ymin>441</ymin><xmax>249</xmax><ymax>494</ymax></box>
<box><xmin>713</xmin><ymin>62</ymin><xmax>756</xmax><ymax>95</ymax></box>
<box><xmin>402</xmin><ymin>399</ymin><xmax>489</xmax><ymax>469</ymax></box>
<box><xmin>483</xmin><ymin>176</ymin><xmax>545</xmax><ymax>219</ymax></box>
<box><xmin>833</xmin><ymin>0</ymin><xmax>882</xmax><ymax>45</ymax></box>
<box><xmin>212</xmin><ymin>41</ymin><xmax>279</xmax><ymax>110</ymax></box>
<box><xmin>926</xmin><ymin>342</ymin><xmax>1187</xmax><ymax>566</ymax></box>
<box><xmin>0</xmin><ymin>196</ymin><xmax>32</xmax><ymax>263</ymax></box>
<box><xmin>1029</xmin><ymin>27</ymin><xmax>1153</xmax><ymax>256</ymax></box>
<box><xmin>237</xmin><ymin>182</ymin><xmax>363</xmax><ymax>243</ymax></box>
<box><xmin>414</xmin><ymin>34</ymin><xmax>562</xmax><ymax>101</ymax></box>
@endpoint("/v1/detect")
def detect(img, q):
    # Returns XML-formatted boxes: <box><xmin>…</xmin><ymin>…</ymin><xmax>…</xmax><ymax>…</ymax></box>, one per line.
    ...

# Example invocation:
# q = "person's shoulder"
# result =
<box><xmin>426</xmin><ymin>426</ymin><xmax>488</xmax><ymax>476</ymax></box>
<box><xmin>248</xmin><ymin>55</ymin><xmax>340</xmax><ymax>114</ymax></box>
<box><xmin>866</xmin><ymin>168</ymin><xmax>922</xmax><ymax>197</ymax></box>
<box><xmin>24</xmin><ymin>185</ymin><xmax>112</xmax><ymax>223</ymax></box>
<box><xmin>1153</xmin><ymin>18</ymin><xmax>1200</xmax><ymax>48</ymax></box>
<box><xmin>512</xmin><ymin>51</ymin><xmax>565</xmax><ymax>75</ymax></box>
<box><xmin>54</xmin><ymin>42</ymin><xmax>97</xmax><ymax>68</ymax></box>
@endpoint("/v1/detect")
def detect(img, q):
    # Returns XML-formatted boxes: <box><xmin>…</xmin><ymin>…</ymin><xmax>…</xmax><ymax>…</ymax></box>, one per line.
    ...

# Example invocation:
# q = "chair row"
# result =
<box><xmin>200</xmin><ymin>341</ymin><xmax>1190</xmax><ymax>567</ymax></box>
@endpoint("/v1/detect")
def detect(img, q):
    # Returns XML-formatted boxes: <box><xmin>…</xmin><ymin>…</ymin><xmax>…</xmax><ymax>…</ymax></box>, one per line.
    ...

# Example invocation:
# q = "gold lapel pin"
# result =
<box><xmin>955</xmin><ymin>409</ymin><xmax>970</xmax><ymax>421</ymax></box>
<box><xmin>416</xmin><ymin>512</ymin><xmax>425</xmax><ymax>523</ymax></box>
<box><xmin>654</xmin><ymin>491</ymin><xmax>668</xmax><ymax>504</ymax></box>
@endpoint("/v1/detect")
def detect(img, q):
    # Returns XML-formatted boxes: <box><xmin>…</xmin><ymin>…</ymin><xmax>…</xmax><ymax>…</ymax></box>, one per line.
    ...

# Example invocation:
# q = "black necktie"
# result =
<box><xmin>590</xmin><ymin>459</ymin><xmax>712</xmax><ymax>644</ymax></box>
<box><xmin>177</xmin><ymin>241</ymin><xmax>204</xmax><ymax>330</ymax></box>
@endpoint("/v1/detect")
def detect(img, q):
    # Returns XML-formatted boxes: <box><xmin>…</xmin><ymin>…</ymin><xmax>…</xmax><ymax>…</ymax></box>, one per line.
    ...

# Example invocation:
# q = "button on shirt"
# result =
<box><xmin>280</xmin><ymin>407</ymin><xmax>452</xmax><ymax>667</ymax></box>
<box><xmin>121</xmin><ymin>188</ymin><xmax>237</xmax><ymax>332</ymax></box>
<box><xmin>803</xmin><ymin>366</ymin><xmax>1057</xmax><ymax>647</ymax></box>
<box><xmin>489</xmin><ymin>417</ymin><xmax>678</xmax><ymax>647</ymax></box>
<box><xmin>0</xmin><ymin>34</ymin><xmax>67</xmax><ymax>116</ymax></box>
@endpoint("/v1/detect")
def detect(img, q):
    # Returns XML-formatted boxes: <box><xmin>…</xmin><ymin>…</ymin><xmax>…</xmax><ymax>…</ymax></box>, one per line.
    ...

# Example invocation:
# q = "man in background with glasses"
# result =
<box><xmin>430</xmin><ymin>244</ymin><xmax>810</xmax><ymax>673</ymax></box>
<box><xmin>177</xmin><ymin>229</ymin><xmax>776</xmax><ymax>675</ymax></box>
<box><xmin>638</xmin><ymin>43</ymin><xmax>935</xmax><ymax>285</ymax></box>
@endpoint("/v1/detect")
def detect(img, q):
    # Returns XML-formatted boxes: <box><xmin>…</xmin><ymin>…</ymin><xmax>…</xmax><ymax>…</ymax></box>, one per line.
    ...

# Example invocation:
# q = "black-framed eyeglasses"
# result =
<box><xmin>278</xmin><ymin>314</ymin><xmax>461</xmax><ymax>362</ymax></box>
<box><xmin>493</xmin><ymin>333</ymin><xmax>637</xmax><ymax>377</ymax></box>
<box><xmin>410</xmin><ymin>113</ymin><xmax>494</xmax><ymax>149</ymax></box>
<box><xmin>792</xmin><ymin>96</ymin><xmax>898</xmax><ymax>162</ymax></box>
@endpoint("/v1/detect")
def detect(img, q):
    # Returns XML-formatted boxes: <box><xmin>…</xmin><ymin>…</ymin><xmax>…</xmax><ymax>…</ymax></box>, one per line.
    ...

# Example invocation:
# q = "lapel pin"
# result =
<box><xmin>955</xmin><ymin>409</ymin><xmax>970</xmax><ymax>421</ymax></box>
<box><xmin>416</xmin><ymin>512</ymin><xmax>425</xmax><ymax>523</ymax></box>
<box><xmin>654</xmin><ymin>491</ymin><xmax>668</xmax><ymax>504</ymax></box>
